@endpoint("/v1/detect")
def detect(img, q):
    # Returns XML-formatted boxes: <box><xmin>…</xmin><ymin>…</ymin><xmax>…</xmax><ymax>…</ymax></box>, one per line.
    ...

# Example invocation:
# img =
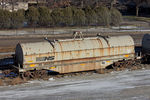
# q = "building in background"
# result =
<box><xmin>0</xmin><ymin>0</ymin><xmax>28</xmax><ymax>12</ymax></box>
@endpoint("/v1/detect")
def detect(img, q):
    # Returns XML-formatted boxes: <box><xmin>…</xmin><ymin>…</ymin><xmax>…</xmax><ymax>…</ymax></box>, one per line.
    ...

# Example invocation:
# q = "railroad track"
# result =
<box><xmin>0</xmin><ymin>32</ymin><xmax>145</xmax><ymax>53</ymax></box>
<box><xmin>0</xmin><ymin>52</ymin><xmax>14</xmax><ymax>56</ymax></box>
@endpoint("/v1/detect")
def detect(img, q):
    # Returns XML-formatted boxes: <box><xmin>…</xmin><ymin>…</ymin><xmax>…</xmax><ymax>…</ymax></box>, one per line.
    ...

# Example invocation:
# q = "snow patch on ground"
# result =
<box><xmin>1</xmin><ymin>26</ymin><xmax>150</xmax><ymax>36</ymax></box>
<box><xmin>112</xmin><ymin>26</ymin><xmax>137</xmax><ymax>30</ymax></box>
<box><xmin>1</xmin><ymin>69</ymin><xmax>150</xmax><ymax>100</ymax></box>
<box><xmin>48</xmin><ymin>77</ymin><xmax>55</xmax><ymax>81</ymax></box>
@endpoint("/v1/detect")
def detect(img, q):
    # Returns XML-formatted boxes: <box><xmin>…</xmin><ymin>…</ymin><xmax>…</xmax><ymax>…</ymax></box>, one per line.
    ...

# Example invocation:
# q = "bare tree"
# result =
<box><xmin>110</xmin><ymin>0</ymin><xmax>117</xmax><ymax>9</ymax></box>
<box><xmin>10</xmin><ymin>0</ymin><xmax>18</xmax><ymax>11</ymax></box>
<box><xmin>131</xmin><ymin>0</ymin><xmax>148</xmax><ymax>16</ymax></box>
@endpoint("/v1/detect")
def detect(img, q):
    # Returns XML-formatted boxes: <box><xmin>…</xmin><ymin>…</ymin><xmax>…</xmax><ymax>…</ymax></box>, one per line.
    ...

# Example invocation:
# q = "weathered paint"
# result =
<box><xmin>15</xmin><ymin>35</ymin><xmax>135</xmax><ymax>73</ymax></box>
<box><xmin>29</xmin><ymin>64</ymin><xmax>35</xmax><ymax>67</ymax></box>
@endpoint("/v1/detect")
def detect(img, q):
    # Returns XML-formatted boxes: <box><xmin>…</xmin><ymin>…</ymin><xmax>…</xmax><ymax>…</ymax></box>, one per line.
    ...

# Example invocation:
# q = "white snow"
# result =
<box><xmin>112</xmin><ymin>26</ymin><xmax>137</xmax><ymax>30</ymax></box>
<box><xmin>0</xmin><ymin>26</ymin><xmax>150</xmax><ymax>36</ymax></box>
<box><xmin>48</xmin><ymin>77</ymin><xmax>55</xmax><ymax>81</ymax></box>
<box><xmin>0</xmin><ymin>69</ymin><xmax>150</xmax><ymax>100</ymax></box>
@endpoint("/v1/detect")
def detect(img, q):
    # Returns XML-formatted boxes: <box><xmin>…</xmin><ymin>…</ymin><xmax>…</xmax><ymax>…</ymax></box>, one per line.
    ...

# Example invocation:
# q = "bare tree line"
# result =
<box><xmin>1</xmin><ymin>0</ymin><xmax>150</xmax><ymax>16</ymax></box>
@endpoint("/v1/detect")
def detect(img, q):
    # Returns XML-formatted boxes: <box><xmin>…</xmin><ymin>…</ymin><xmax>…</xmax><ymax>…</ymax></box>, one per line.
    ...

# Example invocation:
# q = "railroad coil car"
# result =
<box><xmin>15</xmin><ymin>35</ymin><xmax>135</xmax><ymax>73</ymax></box>
<box><xmin>142</xmin><ymin>34</ymin><xmax>150</xmax><ymax>61</ymax></box>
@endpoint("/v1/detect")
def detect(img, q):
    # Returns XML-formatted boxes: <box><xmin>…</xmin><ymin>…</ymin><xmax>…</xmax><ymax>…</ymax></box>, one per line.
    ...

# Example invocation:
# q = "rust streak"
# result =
<box><xmin>97</xmin><ymin>39</ymin><xmax>104</xmax><ymax>56</ymax></box>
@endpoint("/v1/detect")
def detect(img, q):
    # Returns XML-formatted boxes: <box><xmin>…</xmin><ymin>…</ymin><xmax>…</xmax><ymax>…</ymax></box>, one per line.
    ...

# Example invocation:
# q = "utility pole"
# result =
<box><xmin>36</xmin><ymin>0</ymin><xmax>39</xmax><ymax>7</ymax></box>
<box><xmin>81</xmin><ymin>0</ymin><xmax>83</xmax><ymax>8</ymax></box>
